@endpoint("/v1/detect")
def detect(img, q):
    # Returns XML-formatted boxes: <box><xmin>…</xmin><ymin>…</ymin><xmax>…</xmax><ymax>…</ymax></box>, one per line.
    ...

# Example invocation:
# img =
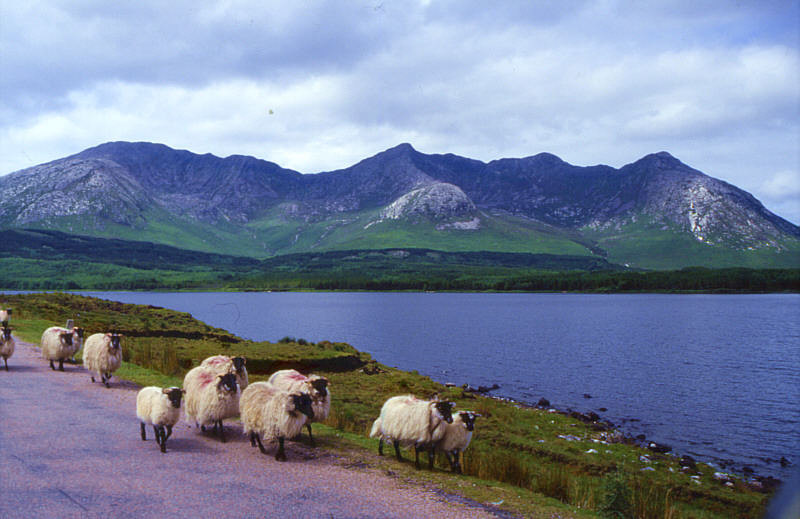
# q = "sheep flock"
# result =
<box><xmin>9</xmin><ymin>313</ymin><xmax>479</xmax><ymax>471</ymax></box>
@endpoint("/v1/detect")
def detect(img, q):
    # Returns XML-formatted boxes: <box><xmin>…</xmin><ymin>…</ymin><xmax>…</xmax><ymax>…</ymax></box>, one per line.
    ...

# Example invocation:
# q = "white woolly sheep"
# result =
<box><xmin>369</xmin><ymin>394</ymin><xmax>455</xmax><ymax>469</ymax></box>
<box><xmin>83</xmin><ymin>332</ymin><xmax>123</xmax><ymax>387</ymax></box>
<box><xmin>240</xmin><ymin>381</ymin><xmax>314</xmax><ymax>461</ymax></box>
<box><xmin>136</xmin><ymin>386</ymin><xmax>185</xmax><ymax>453</ymax></box>
<box><xmin>200</xmin><ymin>354</ymin><xmax>249</xmax><ymax>390</ymax></box>
<box><xmin>267</xmin><ymin>369</ymin><xmax>330</xmax><ymax>446</ymax></box>
<box><xmin>435</xmin><ymin>410</ymin><xmax>480</xmax><ymax>473</ymax></box>
<box><xmin>183</xmin><ymin>366</ymin><xmax>239</xmax><ymax>442</ymax></box>
<box><xmin>1</xmin><ymin>326</ymin><xmax>15</xmax><ymax>371</ymax></box>
<box><xmin>0</xmin><ymin>308</ymin><xmax>11</xmax><ymax>327</ymax></box>
<box><xmin>41</xmin><ymin>326</ymin><xmax>79</xmax><ymax>371</ymax></box>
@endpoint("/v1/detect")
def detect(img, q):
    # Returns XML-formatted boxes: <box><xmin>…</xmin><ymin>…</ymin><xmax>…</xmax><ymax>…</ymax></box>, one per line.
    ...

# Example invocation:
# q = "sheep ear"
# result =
<box><xmin>105</xmin><ymin>333</ymin><xmax>112</xmax><ymax>337</ymax></box>
<box><xmin>162</xmin><ymin>388</ymin><xmax>170</xmax><ymax>394</ymax></box>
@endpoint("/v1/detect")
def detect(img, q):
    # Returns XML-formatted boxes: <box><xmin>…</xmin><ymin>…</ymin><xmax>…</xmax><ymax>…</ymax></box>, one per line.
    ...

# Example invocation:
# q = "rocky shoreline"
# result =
<box><xmin>457</xmin><ymin>381</ymin><xmax>787</xmax><ymax>493</ymax></box>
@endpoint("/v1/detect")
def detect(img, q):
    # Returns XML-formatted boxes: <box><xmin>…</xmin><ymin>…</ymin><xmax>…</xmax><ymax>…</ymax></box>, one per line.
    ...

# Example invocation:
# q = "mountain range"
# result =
<box><xmin>1</xmin><ymin>141</ymin><xmax>798</xmax><ymax>270</ymax></box>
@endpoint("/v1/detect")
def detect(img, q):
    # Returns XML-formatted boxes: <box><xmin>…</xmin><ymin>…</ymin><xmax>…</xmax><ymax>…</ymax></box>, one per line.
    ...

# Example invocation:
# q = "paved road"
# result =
<box><xmin>0</xmin><ymin>340</ymin><xmax>501</xmax><ymax>519</ymax></box>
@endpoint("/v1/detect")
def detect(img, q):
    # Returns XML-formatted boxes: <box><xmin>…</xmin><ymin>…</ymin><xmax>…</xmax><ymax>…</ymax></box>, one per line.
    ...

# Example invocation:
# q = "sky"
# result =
<box><xmin>1</xmin><ymin>1</ymin><xmax>799</xmax><ymax>224</ymax></box>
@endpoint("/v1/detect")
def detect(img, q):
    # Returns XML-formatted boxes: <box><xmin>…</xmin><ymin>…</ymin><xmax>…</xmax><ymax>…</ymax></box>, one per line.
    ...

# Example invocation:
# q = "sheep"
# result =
<box><xmin>41</xmin><ymin>326</ymin><xmax>78</xmax><ymax>371</ymax></box>
<box><xmin>136</xmin><ymin>386</ymin><xmax>185</xmax><ymax>453</ymax></box>
<box><xmin>1</xmin><ymin>325</ymin><xmax>15</xmax><ymax>371</ymax></box>
<box><xmin>435</xmin><ymin>411</ymin><xmax>480</xmax><ymax>473</ymax></box>
<box><xmin>0</xmin><ymin>308</ymin><xmax>11</xmax><ymax>327</ymax></box>
<box><xmin>369</xmin><ymin>395</ymin><xmax>455</xmax><ymax>469</ymax></box>
<box><xmin>239</xmin><ymin>381</ymin><xmax>314</xmax><ymax>461</ymax></box>
<box><xmin>200</xmin><ymin>354</ymin><xmax>249</xmax><ymax>390</ymax></box>
<box><xmin>83</xmin><ymin>332</ymin><xmax>123</xmax><ymax>387</ymax></box>
<box><xmin>267</xmin><ymin>369</ymin><xmax>330</xmax><ymax>446</ymax></box>
<box><xmin>183</xmin><ymin>366</ymin><xmax>239</xmax><ymax>442</ymax></box>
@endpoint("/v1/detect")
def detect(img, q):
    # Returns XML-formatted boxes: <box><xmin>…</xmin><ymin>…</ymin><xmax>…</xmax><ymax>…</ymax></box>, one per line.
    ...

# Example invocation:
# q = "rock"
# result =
<box><xmin>680</xmin><ymin>455</ymin><xmax>697</xmax><ymax>470</ymax></box>
<box><xmin>536</xmin><ymin>398</ymin><xmax>550</xmax><ymax>408</ymax></box>
<box><xmin>647</xmin><ymin>441</ymin><xmax>672</xmax><ymax>454</ymax></box>
<box><xmin>780</xmin><ymin>456</ymin><xmax>791</xmax><ymax>467</ymax></box>
<box><xmin>583</xmin><ymin>393</ymin><xmax>592</xmax><ymax>399</ymax></box>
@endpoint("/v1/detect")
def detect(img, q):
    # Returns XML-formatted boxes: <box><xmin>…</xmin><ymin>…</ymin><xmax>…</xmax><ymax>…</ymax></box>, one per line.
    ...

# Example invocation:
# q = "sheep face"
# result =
<box><xmin>107</xmin><ymin>333</ymin><xmax>122</xmax><ymax>351</ymax></box>
<box><xmin>232</xmin><ymin>356</ymin><xmax>246</xmax><ymax>373</ymax></box>
<box><xmin>163</xmin><ymin>387</ymin><xmax>185</xmax><ymax>408</ymax></box>
<box><xmin>60</xmin><ymin>332</ymin><xmax>74</xmax><ymax>346</ymax></box>
<box><xmin>73</xmin><ymin>327</ymin><xmax>85</xmax><ymax>339</ymax></box>
<box><xmin>1</xmin><ymin>326</ymin><xmax>11</xmax><ymax>340</ymax></box>
<box><xmin>310</xmin><ymin>377</ymin><xmax>329</xmax><ymax>398</ymax></box>
<box><xmin>434</xmin><ymin>401</ymin><xmax>456</xmax><ymax>424</ymax></box>
<box><xmin>217</xmin><ymin>372</ymin><xmax>238</xmax><ymax>393</ymax></box>
<box><xmin>459</xmin><ymin>411</ymin><xmax>479</xmax><ymax>431</ymax></box>
<box><xmin>291</xmin><ymin>392</ymin><xmax>315</xmax><ymax>420</ymax></box>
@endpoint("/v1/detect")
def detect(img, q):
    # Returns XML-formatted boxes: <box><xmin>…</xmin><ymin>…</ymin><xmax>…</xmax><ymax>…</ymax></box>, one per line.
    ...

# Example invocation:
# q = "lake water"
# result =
<box><xmin>79</xmin><ymin>291</ymin><xmax>799</xmax><ymax>480</ymax></box>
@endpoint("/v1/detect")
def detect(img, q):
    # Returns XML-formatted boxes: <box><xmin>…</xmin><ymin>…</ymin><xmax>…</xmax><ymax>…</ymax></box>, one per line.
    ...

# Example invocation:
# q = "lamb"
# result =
<box><xmin>239</xmin><ymin>381</ymin><xmax>314</xmax><ymax>461</ymax></box>
<box><xmin>267</xmin><ymin>369</ymin><xmax>330</xmax><ymax>446</ymax></box>
<box><xmin>83</xmin><ymin>332</ymin><xmax>123</xmax><ymax>387</ymax></box>
<box><xmin>136</xmin><ymin>386</ymin><xmax>185</xmax><ymax>453</ymax></box>
<box><xmin>1</xmin><ymin>326</ymin><xmax>15</xmax><ymax>371</ymax></box>
<box><xmin>0</xmin><ymin>308</ymin><xmax>11</xmax><ymax>327</ymax></box>
<box><xmin>41</xmin><ymin>326</ymin><xmax>78</xmax><ymax>371</ymax></box>
<box><xmin>369</xmin><ymin>394</ymin><xmax>455</xmax><ymax>469</ymax></box>
<box><xmin>200</xmin><ymin>354</ymin><xmax>249</xmax><ymax>390</ymax></box>
<box><xmin>435</xmin><ymin>411</ymin><xmax>480</xmax><ymax>473</ymax></box>
<box><xmin>183</xmin><ymin>366</ymin><xmax>239</xmax><ymax>442</ymax></box>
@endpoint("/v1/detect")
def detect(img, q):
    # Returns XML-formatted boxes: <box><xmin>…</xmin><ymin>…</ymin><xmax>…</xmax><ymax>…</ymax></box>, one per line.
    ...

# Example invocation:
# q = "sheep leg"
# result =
<box><xmin>3</xmin><ymin>358</ymin><xmax>7</xmax><ymax>371</ymax></box>
<box><xmin>254</xmin><ymin>434</ymin><xmax>269</xmax><ymax>455</ymax></box>
<box><xmin>164</xmin><ymin>425</ymin><xmax>173</xmax><ymax>441</ymax></box>
<box><xmin>140</xmin><ymin>423</ymin><xmax>147</xmax><ymax>441</ymax></box>
<box><xmin>393</xmin><ymin>440</ymin><xmax>402</xmax><ymax>462</ymax></box>
<box><xmin>445</xmin><ymin>452</ymin><xmax>457</xmax><ymax>472</ymax></box>
<box><xmin>276</xmin><ymin>437</ymin><xmax>288</xmax><ymax>462</ymax></box>
<box><xmin>158</xmin><ymin>427</ymin><xmax>167</xmax><ymax>453</ymax></box>
<box><xmin>90</xmin><ymin>374</ymin><xmax>96</xmax><ymax>383</ymax></box>
<box><xmin>428</xmin><ymin>448</ymin><xmax>435</xmax><ymax>470</ymax></box>
<box><xmin>217</xmin><ymin>420</ymin><xmax>226</xmax><ymax>443</ymax></box>
<box><xmin>58</xmin><ymin>359</ymin><xmax>64</xmax><ymax>371</ymax></box>
<box><xmin>103</xmin><ymin>373</ymin><xmax>111</xmax><ymax>388</ymax></box>
<box><xmin>413</xmin><ymin>446</ymin><xmax>421</xmax><ymax>469</ymax></box>
<box><xmin>49</xmin><ymin>360</ymin><xmax>55</xmax><ymax>370</ymax></box>
<box><xmin>378</xmin><ymin>437</ymin><xmax>384</xmax><ymax>456</ymax></box>
<box><xmin>306</xmin><ymin>423</ymin><xmax>316</xmax><ymax>447</ymax></box>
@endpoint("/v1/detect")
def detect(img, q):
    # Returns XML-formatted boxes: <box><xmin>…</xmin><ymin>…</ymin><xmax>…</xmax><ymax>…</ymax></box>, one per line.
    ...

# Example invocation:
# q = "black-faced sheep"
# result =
<box><xmin>369</xmin><ymin>395</ymin><xmax>455</xmax><ymax>469</ymax></box>
<box><xmin>200</xmin><ymin>354</ymin><xmax>249</xmax><ymax>390</ymax></box>
<box><xmin>267</xmin><ymin>369</ymin><xmax>330</xmax><ymax>446</ymax></box>
<box><xmin>435</xmin><ymin>410</ymin><xmax>480</xmax><ymax>473</ymax></box>
<box><xmin>41</xmin><ymin>326</ymin><xmax>77</xmax><ymax>371</ymax></box>
<box><xmin>136</xmin><ymin>386</ymin><xmax>184</xmax><ymax>453</ymax></box>
<box><xmin>83</xmin><ymin>332</ymin><xmax>123</xmax><ymax>387</ymax></box>
<box><xmin>240</xmin><ymin>381</ymin><xmax>314</xmax><ymax>461</ymax></box>
<box><xmin>1</xmin><ymin>325</ymin><xmax>15</xmax><ymax>371</ymax></box>
<box><xmin>183</xmin><ymin>366</ymin><xmax>239</xmax><ymax>442</ymax></box>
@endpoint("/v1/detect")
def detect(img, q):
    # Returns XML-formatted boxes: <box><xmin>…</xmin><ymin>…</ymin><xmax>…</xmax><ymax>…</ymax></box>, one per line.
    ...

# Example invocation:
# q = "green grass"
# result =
<box><xmin>5</xmin><ymin>292</ymin><xmax>771</xmax><ymax>518</ymax></box>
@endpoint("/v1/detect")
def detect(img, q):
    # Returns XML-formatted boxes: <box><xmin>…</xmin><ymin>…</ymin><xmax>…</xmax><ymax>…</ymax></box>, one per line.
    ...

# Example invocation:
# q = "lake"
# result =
<box><xmin>79</xmin><ymin>291</ymin><xmax>799</xmax><ymax>480</ymax></box>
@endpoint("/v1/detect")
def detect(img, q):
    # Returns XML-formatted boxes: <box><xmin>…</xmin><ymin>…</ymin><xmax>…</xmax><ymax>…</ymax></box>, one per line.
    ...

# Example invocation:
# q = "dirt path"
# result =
<box><xmin>0</xmin><ymin>341</ymin><xmax>504</xmax><ymax>519</ymax></box>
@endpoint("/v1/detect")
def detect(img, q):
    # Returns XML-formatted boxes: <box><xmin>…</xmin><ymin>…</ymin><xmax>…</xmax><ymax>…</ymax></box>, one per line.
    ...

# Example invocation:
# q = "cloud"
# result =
<box><xmin>1</xmin><ymin>1</ymin><xmax>798</xmax><ymax>224</ymax></box>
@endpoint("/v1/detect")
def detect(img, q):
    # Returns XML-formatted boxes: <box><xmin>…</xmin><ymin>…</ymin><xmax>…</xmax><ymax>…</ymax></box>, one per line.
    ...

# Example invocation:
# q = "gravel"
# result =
<box><xmin>0</xmin><ymin>341</ymin><xmax>504</xmax><ymax>518</ymax></box>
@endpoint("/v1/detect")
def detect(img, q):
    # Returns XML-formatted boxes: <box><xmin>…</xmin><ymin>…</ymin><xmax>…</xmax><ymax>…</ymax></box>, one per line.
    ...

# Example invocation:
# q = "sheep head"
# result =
<box><xmin>163</xmin><ymin>387</ymin><xmax>185</xmax><ymax>409</ymax></box>
<box><xmin>217</xmin><ymin>372</ymin><xmax>238</xmax><ymax>393</ymax></box>
<box><xmin>290</xmin><ymin>392</ymin><xmax>315</xmax><ymax>420</ymax></box>
<box><xmin>310</xmin><ymin>376</ymin><xmax>329</xmax><ymax>398</ymax></box>
<box><xmin>72</xmin><ymin>327</ymin><xmax>85</xmax><ymax>339</ymax></box>
<box><xmin>59</xmin><ymin>331</ymin><xmax>74</xmax><ymax>346</ymax></box>
<box><xmin>459</xmin><ymin>411</ymin><xmax>480</xmax><ymax>431</ymax></box>
<box><xmin>1</xmin><ymin>326</ymin><xmax>11</xmax><ymax>340</ymax></box>
<box><xmin>433</xmin><ymin>400</ymin><xmax>456</xmax><ymax>424</ymax></box>
<box><xmin>232</xmin><ymin>356</ymin><xmax>246</xmax><ymax>374</ymax></box>
<box><xmin>106</xmin><ymin>332</ymin><xmax>122</xmax><ymax>350</ymax></box>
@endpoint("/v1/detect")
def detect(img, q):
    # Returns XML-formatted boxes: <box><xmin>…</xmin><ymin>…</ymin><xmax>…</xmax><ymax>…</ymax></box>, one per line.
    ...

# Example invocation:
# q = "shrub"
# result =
<box><xmin>599</xmin><ymin>471</ymin><xmax>632</xmax><ymax>519</ymax></box>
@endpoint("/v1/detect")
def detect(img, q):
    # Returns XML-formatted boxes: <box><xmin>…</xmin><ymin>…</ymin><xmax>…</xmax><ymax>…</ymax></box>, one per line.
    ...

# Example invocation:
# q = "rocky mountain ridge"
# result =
<box><xmin>0</xmin><ymin>141</ymin><xmax>797</xmax><ymax>268</ymax></box>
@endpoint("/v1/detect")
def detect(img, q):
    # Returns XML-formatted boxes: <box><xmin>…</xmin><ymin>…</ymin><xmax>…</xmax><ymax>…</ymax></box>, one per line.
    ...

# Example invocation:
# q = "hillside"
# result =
<box><xmin>1</xmin><ymin>142</ymin><xmax>798</xmax><ymax>269</ymax></box>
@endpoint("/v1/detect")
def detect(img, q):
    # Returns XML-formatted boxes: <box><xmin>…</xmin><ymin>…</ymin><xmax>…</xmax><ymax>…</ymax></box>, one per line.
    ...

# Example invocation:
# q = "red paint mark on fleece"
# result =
<box><xmin>205</xmin><ymin>356</ymin><xmax>227</xmax><ymax>366</ymax></box>
<box><xmin>197</xmin><ymin>371</ymin><xmax>215</xmax><ymax>388</ymax></box>
<box><xmin>286</xmin><ymin>371</ymin><xmax>308</xmax><ymax>382</ymax></box>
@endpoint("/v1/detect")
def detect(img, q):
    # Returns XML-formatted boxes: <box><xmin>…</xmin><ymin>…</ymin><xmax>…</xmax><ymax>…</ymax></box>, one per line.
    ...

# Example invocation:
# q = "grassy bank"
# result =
<box><xmin>4</xmin><ymin>292</ymin><xmax>773</xmax><ymax>518</ymax></box>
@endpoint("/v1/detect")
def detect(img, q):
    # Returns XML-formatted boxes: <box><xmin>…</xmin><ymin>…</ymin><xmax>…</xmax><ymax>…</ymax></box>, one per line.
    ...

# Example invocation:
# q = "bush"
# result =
<box><xmin>599</xmin><ymin>471</ymin><xmax>632</xmax><ymax>519</ymax></box>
